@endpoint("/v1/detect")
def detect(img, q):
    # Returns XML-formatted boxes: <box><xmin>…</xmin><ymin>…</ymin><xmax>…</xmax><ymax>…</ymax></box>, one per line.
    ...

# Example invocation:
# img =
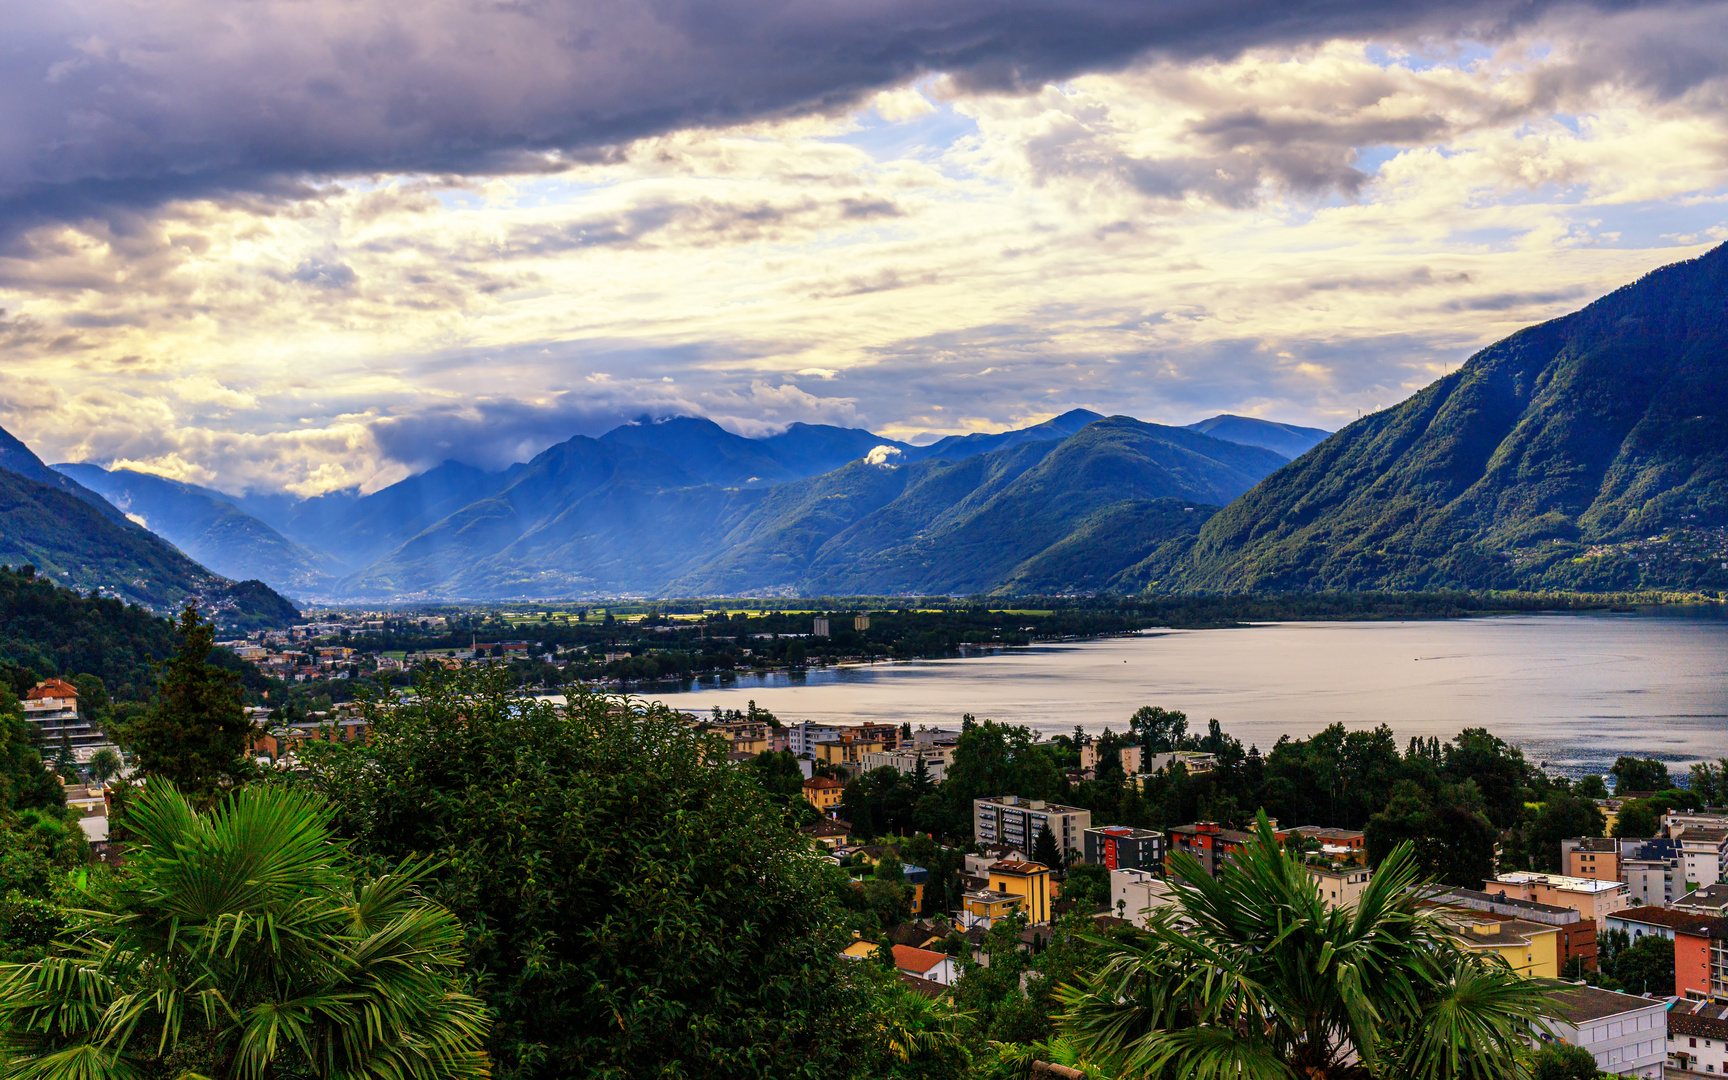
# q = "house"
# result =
<box><xmin>1542</xmin><ymin>985</ymin><xmax>1666</xmax><ymax>1078</ymax></box>
<box><xmin>987</xmin><ymin>861</ymin><xmax>1053</xmax><ymax>925</ymax></box>
<box><xmin>1441</xmin><ymin>913</ymin><xmax>1560</xmax><ymax>978</ymax></box>
<box><xmin>891</xmin><ymin>944</ymin><xmax>957</xmax><ymax>986</ymax></box>
<box><xmin>802</xmin><ymin>775</ymin><xmax>846</xmax><ymax>811</ymax></box>
<box><xmin>1486</xmin><ymin>871</ymin><xmax>1630</xmax><ymax>923</ymax></box>
<box><xmin>1668</xmin><ymin>998</ymin><xmax>1728</xmax><ymax>1077</ymax></box>
<box><xmin>1677</xmin><ymin>883</ymin><xmax>1728</xmax><ymax>917</ymax></box>
<box><xmin>1110</xmin><ymin>867</ymin><xmax>1176</xmax><ymax>928</ymax></box>
<box><xmin>973</xmin><ymin>796</ymin><xmax>1092</xmax><ymax>858</ymax></box>
<box><xmin>803</xmin><ymin>819</ymin><xmax>851</xmax><ymax>851</ymax></box>
<box><xmin>1429</xmin><ymin>886</ymin><xmax>1597</xmax><ymax>972</ymax></box>
<box><xmin>1604</xmin><ymin>905</ymin><xmax>1715</xmax><ymax>943</ymax></box>
<box><xmin>1562</xmin><ymin>836</ymin><xmax>1621</xmax><ymax>881</ymax></box>
<box><xmin>896</xmin><ymin>972</ymin><xmax>949</xmax><ymax>999</ymax></box>
<box><xmin>1084</xmin><ymin>825</ymin><xmax>1166</xmax><ymax>872</ymax></box>
<box><xmin>961</xmin><ymin>888</ymin><xmax>1025</xmax><ymax>930</ymax></box>
<box><xmin>1308</xmin><ymin>864</ymin><xmax>1372</xmax><ymax>910</ymax></box>
<box><xmin>841</xmin><ymin>937</ymin><xmax>882</xmax><ymax>961</ymax></box>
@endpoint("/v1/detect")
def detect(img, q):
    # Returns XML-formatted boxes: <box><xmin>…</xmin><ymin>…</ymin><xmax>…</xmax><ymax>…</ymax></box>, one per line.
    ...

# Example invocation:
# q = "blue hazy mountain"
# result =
<box><xmin>1183</xmin><ymin>415</ymin><xmax>1330</xmax><ymax>460</ymax></box>
<box><xmin>56</xmin><ymin>464</ymin><xmax>342</xmax><ymax>595</ymax></box>
<box><xmin>900</xmin><ymin>408</ymin><xmax>1106</xmax><ymax>462</ymax></box>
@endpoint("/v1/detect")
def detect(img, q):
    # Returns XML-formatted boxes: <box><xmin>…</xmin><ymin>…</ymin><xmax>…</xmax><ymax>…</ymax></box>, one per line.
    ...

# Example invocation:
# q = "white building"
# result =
<box><xmin>891</xmin><ymin>944</ymin><xmax>958</xmax><ymax>986</ymax></box>
<box><xmin>858</xmin><ymin>748</ymin><xmax>949</xmax><ymax>783</ymax></box>
<box><xmin>812</xmin><ymin>616</ymin><xmax>830</xmax><ymax>637</ymax></box>
<box><xmin>786</xmin><ymin>721</ymin><xmax>844</xmax><ymax>757</ymax></box>
<box><xmin>1676</xmin><ymin>827</ymin><xmax>1728</xmax><ymax>891</ymax></box>
<box><xmin>1110</xmin><ymin>868</ymin><xmax>1177</xmax><ymax>929</ymax></box>
<box><xmin>1668</xmin><ymin>998</ymin><xmax>1728</xmax><ymax>1077</ymax></box>
<box><xmin>973</xmin><ymin>796</ymin><xmax>1091</xmax><ymax>858</ymax></box>
<box><xmin>1545</xmin><ymin>986</ymin><xmax>1666</xmax><ymax>1079</ymax></box>
<box><xmin>1308</xmin><ymin>864</ymin><xmax>1372</xmax><ymax>910</ymax></box>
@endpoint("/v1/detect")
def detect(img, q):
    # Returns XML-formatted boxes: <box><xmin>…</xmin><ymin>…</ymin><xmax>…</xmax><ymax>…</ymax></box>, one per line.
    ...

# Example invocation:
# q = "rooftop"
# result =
<box><xmin>895</xmin><ymin>972</ymin><xmax>949</xmax><ymax>999</ymax></box>
<box><xmin>803</xmin><ymin>776</ymin><xmax>846</xmax><ymax>790</ymax></box>
<box><xmin>989</xmin><ymin>860</ymin><xmax>1052</xmax><ymax>876</ymax></box>
<box><xmin>1546</xmin><ymin>985</ymin><xmax>1665</xmax><ymax>1025</ymax></box>
<box><xmin>1087</xmin><ymin>825</ymin><xmax>1163</xmax><ymax>839</ymax></box>
<box><xmin>977</xmin><ymin>796</ymin><xmax>1087</xmax><ymax>813</ymax></box>
<box><xmin>1569</xmin><ymin>837</ymin><xmax>1618</xmax><ymax>853</ymax></box>
<box><xmin>1436</xmin><ymin>887</ymin><xmax>1580</xmax><ymax>920</ymax></box>
<box><xmin>1678</xmin><ymin>826</ymin><xmax>1728</xmax><ymax>844</ymax></box>
<box><xmin>891</xmin><ymin>944</ymin><xmax>950</xmax><ymax>975</ymax></box>
<box><xmin>1671</xmin><ymin>1000</ymin><xmax>1728</xmax><ymax>1038</ymax></box>
<box><xmin>1491</xmin><ymin>871</ymin><xmax>1625</xmax><ymax>894</ymax></box>
<box><xmin>1608</xmin><ymin>905</ymin><xmax>1716</xmax><ymax>932</ymax></box>
<box><xmin>25</xmin><ymin>678</ymin><xmax>78</xmax><ymax>700</ymax></box>
<box><xmin>1678</xmin><ymin>882</ymin><xmax>1728</xmax><ymax>907</ymax></box>
<box><xmin>1289</xmin><ymin>826</ymin><xmax>1366</xmax><ymax>841</ymax></box>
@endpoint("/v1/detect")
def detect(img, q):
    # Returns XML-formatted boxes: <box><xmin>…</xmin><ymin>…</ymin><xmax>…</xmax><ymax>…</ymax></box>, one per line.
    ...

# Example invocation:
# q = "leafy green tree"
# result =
<box><xmin>1611</xmin><ymin>799</ymin><xmax>1660</xmax><ymax>838</ymax></box>
<box><xmin>1606</xmin><ymin>933</ymin><xmax>1674</xmax><ymax>996</ymax></box>
<box><xmin>84</xmin><ymin>748</ymin><xmax>122</xmax><ymax>785</ymax></box>
<box><xmin>1526</xmin><ymin>795</ymin><xmax>1607</xmax><ymax>871</ymax></box>
<box><xmin>1443</xmin><ymin>728</ymin><xmax>1533</xmax><ymax>830</ymax></box>
<box><xmin>1531</xmin><ymin>1042</ymin><xmax>1598</xmax><ymax>1080</ymax></box>
<box><xmin>945</xmin><ymin>720</ymin><xmax>1060</xmax><ymax>820</ymax></box>
<box><xmin>0</xmin><ymin>689</ymin><xmax>61</xmax><ymax>813</ymax></box>
<box><xmin>1364</xmin><ymin>781</ymin><xmax>1497</xmax><ymax>888</ymax></box>
<box><xmin>1063</xmin><ymin>862</ymin><xmax>1110</xmax><ymax>911</ymax></box>
<box><xmin>746</xmin><ymin>749</ymin><xmax>806</xmax><ymax>799</ymax></box>
<box><xmin>70</xmin><ymin>674</ymin><xmax>108</xmax><ymax>719</ymax></box>
<box><xmin>1574</xmin><ymin>774</ymin><xmax>1609</xmax><ymax>800</ymax></box>
<box><xmin>1055</xmin><ymin>813</ymin><xmax>1553</xmax><ymax>1079</ymax></box>
<box><xmin>300</xmin><ymin>668</ymin><xmax>873</xmax><ymax>1080</ymax></box>
<box><xmin>1610</xmin><ymin>756</ymin><xmax>1672</xmax><ymax>794</ymax></box>
<box><xmin>1129</xmin><ymin>706</ymin><xmax>1189</xmax><ymax>752</ymax></box>
<box><xmin>0</xmin><ymin>782</ymin><xmax>489</xmax><ymax>1080</ymax></box>
<box><xmin>115</xmin><ymin>605</ymin><xmax>252</xmax><ymax>804</ymax></box>
<box><xmin>1033</xmin><ymin>822</ymin><xmax>1062</xmax><ymax>870</ymax></box>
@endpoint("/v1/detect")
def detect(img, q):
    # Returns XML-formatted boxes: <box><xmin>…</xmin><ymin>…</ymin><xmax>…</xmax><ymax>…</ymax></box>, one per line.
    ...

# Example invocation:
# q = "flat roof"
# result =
<box><xmin>1492</xmin><ymin>871</ymin><xmax>1625</xmax><ymax>894</ymax></box>
<box><xmin>1607</xmin><ymin>906</ymin><xmax>1716</xmax><ymax>931</ymax></box>
<box><xmin>1546</xmin><ymin>986</ymin><xmax>1666</xmax><ymax>1025</ymax></box>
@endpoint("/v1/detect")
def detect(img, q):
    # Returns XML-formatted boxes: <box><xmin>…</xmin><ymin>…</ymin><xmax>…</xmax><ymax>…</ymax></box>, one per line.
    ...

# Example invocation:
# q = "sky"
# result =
<box><xmin>2</xmin><ymin>0</ymin><xmax>1727</xmax><ymax>497</ymax></box>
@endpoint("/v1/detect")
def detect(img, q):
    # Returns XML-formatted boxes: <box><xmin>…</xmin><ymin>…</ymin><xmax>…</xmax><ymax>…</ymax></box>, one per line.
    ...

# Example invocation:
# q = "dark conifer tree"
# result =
<box><xmin>117</xmin><ymin>604</ymin><xmax>253</xmax><ymax>803</ymax></box>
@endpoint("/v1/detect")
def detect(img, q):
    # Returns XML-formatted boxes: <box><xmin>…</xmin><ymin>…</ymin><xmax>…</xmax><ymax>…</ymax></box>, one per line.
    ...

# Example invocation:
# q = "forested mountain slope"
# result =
<box><xmin>1174</xmin><ymin>243</ymin><xmax>1728</xmax><ymax>593</ymax></box>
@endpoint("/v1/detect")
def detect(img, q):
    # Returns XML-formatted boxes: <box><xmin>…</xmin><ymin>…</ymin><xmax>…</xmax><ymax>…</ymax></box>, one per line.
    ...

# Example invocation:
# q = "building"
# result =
<box><xmin>1144</xmin><ymin>751</ymin><xmax>1217</xmax><ymax>776</ymax></box>
<box><xmin>812</xmin><ymin>732</ymin><xmax>888</xmax><ymax>766</ymax></box>
<box><xmin>1562</xmin><ymin>836</ymin><xmax>1621</xmax><ymax>882</ymax></box>
<box><xmin>1669</xmin><ymin>813</ymin><xmax>1728</xmax><ymax>835</ymax></box>
<box><xmin>1677</xmin><ymin>827</ymin><xmax>1728</xmax><ymax>892</ymax></box>
<box><xmin>1668</xmin><ymin>998</ymin><xmax>1728</xmax><ymax>1077</ymax></box>
<box><xmin>1674</xmin><ymin>918</ymin><xmax>1728</xmax><ymax>1000</ymax></box>
<box><xmin>1084</xmin><ymin>826</ymin><xmax>1166</xmax><ymax>872</ymax></box>
<box><xmin>22</xmin><ymin>679</ymin><xmax>110</xmax><ymax>761</ymax></box>
<box><xmin>803</xmin><ymin>819</ymin><xmax>851</xmax><ymax>851</ymax></box>
<box><xmin>853</xmin><ymin>614</ymin><xmax>870</xmax><ymax>632</ymax></box>
<box><xmin>1168</xmin><ymin>821</ymin><xmax>1267</xmax><ymax>878</ymax></box>
<box><xmin>803</xmin><ymin>775</ymin><xmax>846</xmax><ymax>812</ymax></box>
<box><xmin>1620</xmin><ymin>838</ymin><xmax>1684</xmax><ymax>907</ymax></box>
<box><xmin>1444</xmin><ymin>915</ymin><xmax>1560</xmax><ymax>978</ymax></box>
<box><xmin>1287</xmin><ymin>825</ymin><xmax>1366</xmax><ymax>854</ymax></box>
<box><xmin>1309</xmin><ymin>864</ymin><xmax>1372</xmax><ymax>910</ymax></box>
<box><xmin>1605</xmin><ymin>905</ymin><xmax>1715</xmax><ymax>943</ymax></box>
<box><xmin>709</xmin><ymin>719</ymin><xmax>770</xmax><ymax>756</ymax></box>
<box><xmin>859</xmin><ymin>748</ymin><xmax>948</xmax><ymax>783</ymax></box>
<box><xmin>891</xmin><ymin>944</ymin><xmax>956</xmax><ymax>986</ymax></box>
<box><xmin>1432</xmin><ymin>886</ymin><xmax>1597</xmax><ymax>972</ymax></box>
<box><xmin>1677</xmin><ymin>884</ymin><xmax>1728</xmax><ymax>916</ymax></box>
<box><xmin>1486</xmin><ymin>871</ymin><xmax>1630</xmax><ymax>923</ymax></box>
<box><xmin>854</xmin><ymin>722</ymin><xmax>901</xmax><ymax>750</ymax></box>
<box><xmin>973</xmin><ymin>797</ymin><xmax>1092</xmax><ymax>858</ymax></box>
<box><xmin>985</xmin><ymin>860</ymin><xmax>1053</xmax><ymax>925</ymax></box>
<box><xmin>1543</xmin><ymin>986</ymin><xmax>1666</xmax><ymax>1078</ymax></box>
<box><xmin>1110</xmin><ymin>868</ymin><xmax>1177</xmax><ymax>928</ymax></box>
<box><xmin>786</xmin><ymin>721</ymin><xmax>844</xmax><ymax>756</ymax></box>
<box><xmin>961</xmin><ymin>887</ymin><xmax>1024</xmax><ymax>930</ymax></box>
<box><xmin>813</xmin><ymin>616</ymin><xmax>830</xmax><ymax>637</ymax></box>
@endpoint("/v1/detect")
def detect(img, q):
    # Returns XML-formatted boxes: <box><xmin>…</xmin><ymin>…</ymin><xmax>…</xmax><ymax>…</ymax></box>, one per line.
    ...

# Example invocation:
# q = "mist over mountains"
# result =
<box><xmin>49</xmin><ymin>412</ymin><xmax>1319</xmax><ymax>601</ymax></box>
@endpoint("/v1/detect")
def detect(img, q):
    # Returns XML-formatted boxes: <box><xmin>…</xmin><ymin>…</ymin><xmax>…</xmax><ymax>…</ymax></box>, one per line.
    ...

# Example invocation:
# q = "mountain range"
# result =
<box><xmin>0</xmin><ymin>437</ymin><xmax>299</xmax><ymax>627</ymax></box>
<box><xmin>30</xmin><ymin>244</ymin><xmax>1725</xmax><ymax>604</ymax></box>
<box><xmin>49</xmin><ymin>412</ymin><xmax>1321</xmax><ymax>600</ymax></box>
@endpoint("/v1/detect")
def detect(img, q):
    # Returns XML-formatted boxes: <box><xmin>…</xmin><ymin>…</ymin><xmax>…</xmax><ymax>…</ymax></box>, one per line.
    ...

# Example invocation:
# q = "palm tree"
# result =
<box><xmin>0</xmin><ymin>782</ymin><xmax>490</xmax><ymax>1080</ymax></box>
<box><xmin>1054</xmin><ymin>812</ymin><xmax>1553</xmax><ymax>1080</ymax></box>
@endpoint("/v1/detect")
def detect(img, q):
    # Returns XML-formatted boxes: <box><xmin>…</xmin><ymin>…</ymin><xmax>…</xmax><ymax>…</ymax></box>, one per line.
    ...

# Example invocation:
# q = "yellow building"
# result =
<box><xmin>813</xmin><ymin>733</ymin><xmax>887</xmax><ymax>766</ymax></box>
<box><xmin>803</xmin><ymin>776</ymin><xmax>846</xmax><ymax>811</ymax></box>
<box><xmin>841</xmin><ymin>936</ymin><xmax>884</xmax><ymax>961</ymax></box>
<box><xmin>986</xmin><ymin>860</ymin><xmax>1053</xmax><ymax>925</ymax></box>
<box><xmin>1449</xmin><ymin>916</ymin><xmax>1561</xmax><ymax>978</ymax></box>
<box><xmin>961</xmin><ymin>889</ymin><xmax>1024</xmax><ymax>929</ymax></box>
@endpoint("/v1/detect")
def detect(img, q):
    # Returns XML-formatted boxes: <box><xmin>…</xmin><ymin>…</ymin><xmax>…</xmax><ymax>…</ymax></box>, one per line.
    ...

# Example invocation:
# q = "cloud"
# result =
<box><xmin>0</xmin><ymin>0</ymin><xmax>1679</xmax><ymax>226</ymax></box>
<box><xmin>864</xmin><ymin>444</ymin><xmax>902</xmax><ymax>466</ymax></box>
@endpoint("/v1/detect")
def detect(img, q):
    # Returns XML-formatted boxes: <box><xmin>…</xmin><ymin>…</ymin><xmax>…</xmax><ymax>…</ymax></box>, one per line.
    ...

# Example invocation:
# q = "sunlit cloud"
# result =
<box><xmin>1</xmin><ymin>3</ymin><xmax>1726</xmax><ymax>494</ymax></box>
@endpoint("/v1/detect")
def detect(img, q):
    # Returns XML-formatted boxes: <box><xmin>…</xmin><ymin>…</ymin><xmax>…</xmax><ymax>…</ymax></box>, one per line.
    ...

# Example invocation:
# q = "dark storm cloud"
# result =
<box><xmin>0</xmin><ymin>0</ymin><xmax>1668</xmax><ymax>227</ymax></box>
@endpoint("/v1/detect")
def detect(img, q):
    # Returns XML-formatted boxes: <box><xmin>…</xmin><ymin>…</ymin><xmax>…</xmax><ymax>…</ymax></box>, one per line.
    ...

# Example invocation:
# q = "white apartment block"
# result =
<box><xmin>858</xmin><ymin>748</ymin><xmax>949</xmax><ymax>783</ymax></box>
<box><xmin>1110</xmin><ymin>868</ymin><xmax>1177</xmax><ymax>928</ymax></box>
<box><xmin>1546</xmin><ymin>986</ymin><xmax>1666</xmax><ymax>1079</ymax></box>
<box><xmin>786</xmin><ymin>721</ymin><xmax>844</xmax><ymax>756</ymax></box>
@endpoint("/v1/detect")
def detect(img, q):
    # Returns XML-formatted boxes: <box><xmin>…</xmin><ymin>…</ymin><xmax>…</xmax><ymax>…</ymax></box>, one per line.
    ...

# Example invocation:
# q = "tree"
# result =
<box><xmin>115</xmin><ymin>604</ymin><xmax>252</xmax><ymax>803</ymax></box>
<box><xmin>1062</xmin><ymin>862</ymin><xmax>1110</xmax><ymax>911</ymax></box>
<box><xmin>1033</xmin><ymin>822</ymin><xmax>1062</xmax><ymax>870</ymax></box>
<box><xmin>84</xmin><ymin>747</ymin><xmax>122</xmax><ymax>785</ymax></box>
<box><xmin>70</xmin><ymin>674</ymin><xmax>108</xmax><ymax>719</ymax></box>
<box><xmin>1575</xmin><ymin>774</ymin><xmax>1609</xmax><ymax>800</ymax></box>
<box><xmin>1607</xmin><ymin>933</ymin><xmax>1675</xmax><ymax>996</ymax></box>
<box><xmin>0</xmin><ymin>782</ymin><xmax>489</xmax><ymax>1080</ymax></box>
<box><xmin>1364</xmin><ymin>781</ymin><xmax>1496</xmax><ymax>888</ymax></box>
<box><xmin>1128</xmin><ymin>706</ymin><xmax>1188</xmax><ymax>753</ymax></box>
<box><xmin>1054</xmin><ymin>813</ymin><xmax>1553</xmax><ymax>1079</ymax></box>
<box><xmin>1532</xmin><ymin>1043</ymin><xmax>1598</xmax><ymax>1080</ymax></box>
<box><xmin>1611</xmin><ymin>799</ymin><xmax>1660</xmax><ymax>838</ymax></box>
<box><xmin>300</xmin><ymin>668</ymin><xmax>873</xmax><ymax>1079</ymax></box>
<box><xmin>1611</xmin><ymin>756</ymin><xmax>1672</xmax><ymax>795</ymax></box>
<box><xmin>1526</xmin><ymin>794</ymin><xmax>1607</xmax><ymax>871</ymax></box>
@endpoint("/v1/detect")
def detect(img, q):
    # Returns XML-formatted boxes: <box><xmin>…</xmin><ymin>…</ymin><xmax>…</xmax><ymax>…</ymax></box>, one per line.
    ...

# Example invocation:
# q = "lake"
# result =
<box><xmin>645</xmin><ymin>611</ymin><xmax>1728</xmax><ymax>777</ymax></box>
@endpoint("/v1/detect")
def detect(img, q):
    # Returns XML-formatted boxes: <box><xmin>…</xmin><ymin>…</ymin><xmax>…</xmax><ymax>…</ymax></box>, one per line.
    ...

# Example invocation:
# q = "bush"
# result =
<box><xmin>1532</xmin><ymin>1042</ymin><xmax>1599</xmax><ymax>1080</ymax></box>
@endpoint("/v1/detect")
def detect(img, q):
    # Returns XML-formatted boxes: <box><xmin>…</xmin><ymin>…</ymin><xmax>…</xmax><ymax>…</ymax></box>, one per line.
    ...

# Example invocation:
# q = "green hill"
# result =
<box><xmin>1174</xmin><ymin>243</ymin><xmax>1728</xmax><ymax>593</ymax></box>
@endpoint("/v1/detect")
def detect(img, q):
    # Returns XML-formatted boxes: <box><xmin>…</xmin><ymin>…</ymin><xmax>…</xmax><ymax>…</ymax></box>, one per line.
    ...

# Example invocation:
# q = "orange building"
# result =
<box><xmin>1565</xmin><ymin>837</ymin><xmax>1622</xmax><ymax>882</ymax></box>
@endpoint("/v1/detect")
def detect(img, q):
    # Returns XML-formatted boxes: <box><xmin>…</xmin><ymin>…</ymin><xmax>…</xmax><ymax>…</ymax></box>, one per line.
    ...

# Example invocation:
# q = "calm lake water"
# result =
<box><xmin>647</xmin><ymin>611</ymin><xmax>1728</xmax><ymax>777</ymax></box>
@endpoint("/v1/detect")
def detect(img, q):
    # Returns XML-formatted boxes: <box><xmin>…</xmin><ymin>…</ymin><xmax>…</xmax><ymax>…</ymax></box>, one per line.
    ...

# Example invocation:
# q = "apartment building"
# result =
<box><xmin>1309</xmin><ymin>864</ymin><xmax>1372</xmax><ymax>910</ymax></box>
<box><xmin>1604</xmin><ymin>905</ymin><xmax>1714</xmax><ymax>943</ymax></box>
<box><xmin>786</xmin><ymin>721</ymin><xmax>844</xmax><ymax>756</ymax></box>
<box><xmin>1168</xmin><ymin>821</ymin><xmax>1280</xmax><ymax>877</ymax></box>
<box><xmin>1111</xmin><ymin>868</ymin><xmax>1177</xmax><ymax>928</ymax></box>
<box><xmin>1562</xmin><ymin>836</ymin><xmax>1622</xmax><ymax>881</ymax></box>
<box><xmin>1434</xmin><ymin>887</ymin><xmax>1597</xmax><ymax>971</ymax></box>
<box><xmin>812</xmin><ymin>732</ymin><xmax>888</xmax><ymax>766</ymax></box>
<box><xmin>1678</xmin><ymin>827</ymin><xmax>1728</xmax><ymax>891</ymax></box>
<box><xmin>1675</xmin><ymin>918</ymin><xmax>1728</xmax><ymax>1001</ymax></box>
<box><xmin>22</xmin><ymin>679</ymin><xmax>110</xmax><ymax>761</ymax></box>
<box><xmin>1544</xmin><ymin>986</ymin><xmax>1666</xmax><ymax>1079</ymax></box>
<box><xmin>1668</xmin><ymin>999</ymin><xmax>1728</xmax><ymax>1077</ymax></box>
<box><xmin>973</xmin><ymin>797</ymin><xmax>1091</xmax><ymax>858</ymax></box>
<box><xmin>1487</xmin><ymin>871</ymin><xmax>1631</xmax><ymax>924</ymax></box>
<box><xmin>858</xmin><ymin>748</ymin><xmax>949</xmax><ymax>782</ymax></box>
<box><xmin>1084</xmin><ymin>826</ymin><xmax>1166</xmax><ymax>872</ymax></box>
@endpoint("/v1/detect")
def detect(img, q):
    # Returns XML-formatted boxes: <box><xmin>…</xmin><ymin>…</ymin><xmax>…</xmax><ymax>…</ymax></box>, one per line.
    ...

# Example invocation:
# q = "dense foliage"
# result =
<box><xmin>1056</xmin><ymin>814</ymin><xmax>1554</xmax><ymax>1079</ymax></box>
<box><xmin>299</xmin><ymin>670</ymin><xmax>876</xmax><ymax>1080</ymax></box>
<box><xmin>1175</xmin><ymin>243</ymin><xmax>1728</xmax><ymax>594</ymax></box>
<box><xmin>0</xmin><ymin>783</ymin><xmax>490</xmax><ymax>1080</ymax></box>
